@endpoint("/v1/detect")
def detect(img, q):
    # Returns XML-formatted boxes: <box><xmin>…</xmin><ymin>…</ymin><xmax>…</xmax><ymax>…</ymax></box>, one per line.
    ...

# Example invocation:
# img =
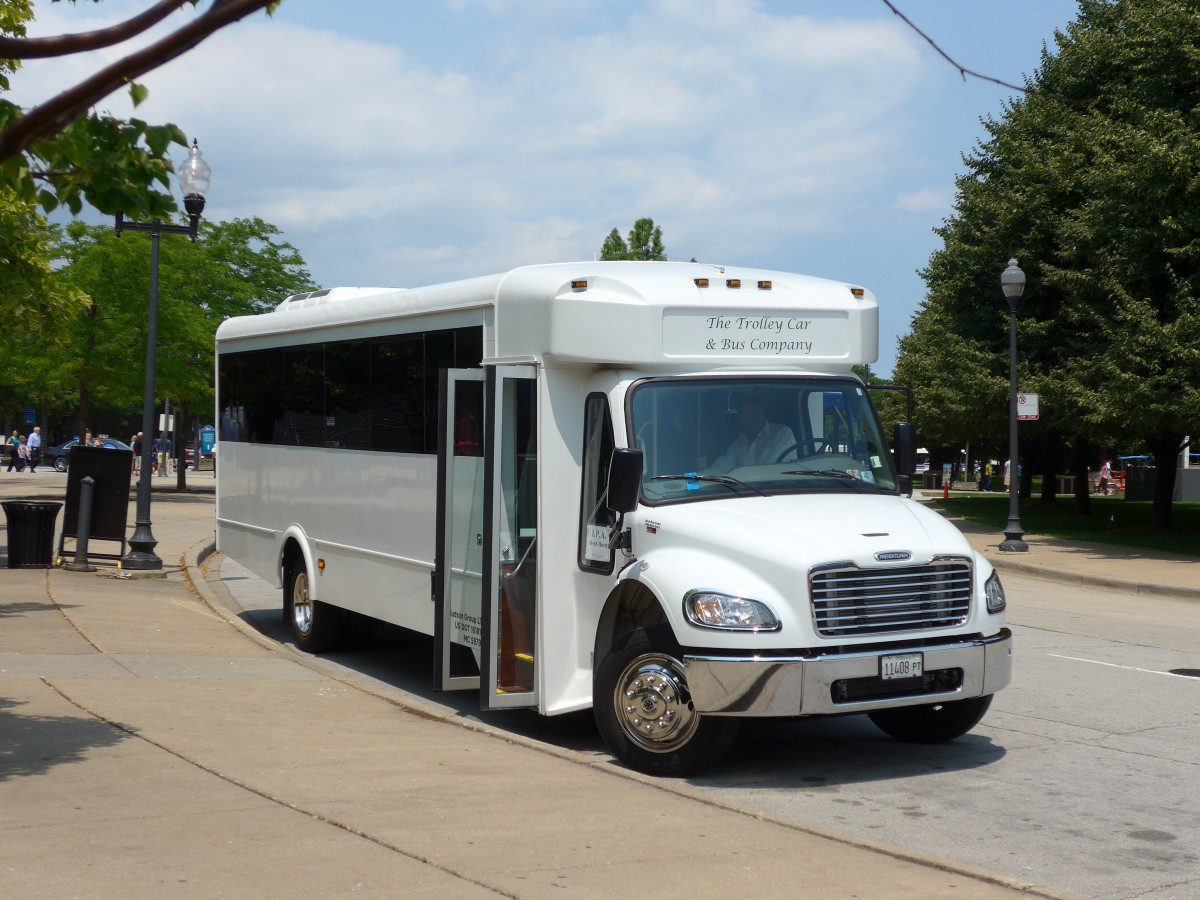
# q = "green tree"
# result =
<box><xmin>1</xmin><ymin>216</ymin><xmax>315</xmax><ymax>443</ymax></box>
<box><xmin>599</xmin><ymin>217</ymin><xmax>666</xmax><ymax>261</ymax></box>
<box><xmin>0</xmin><ymin>1</ymin><xmax>278</xmax><ymax>323</ymax></box>
<box><xmin>599</xmin><ymin>227</ymin><xmax>628</xmax><ymax>260</ymax></box>
<box><xmin>896</xmin><ymin>0</ymin><xmax>1200</xmax><ymax>527</ymax></box>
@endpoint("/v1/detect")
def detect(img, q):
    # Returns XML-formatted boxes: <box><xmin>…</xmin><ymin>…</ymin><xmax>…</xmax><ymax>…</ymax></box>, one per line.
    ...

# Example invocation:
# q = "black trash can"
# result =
<box><xmin>3</xmin><ymin>500</ymin><xmax>62</xmax><ymax>568</ymax></box>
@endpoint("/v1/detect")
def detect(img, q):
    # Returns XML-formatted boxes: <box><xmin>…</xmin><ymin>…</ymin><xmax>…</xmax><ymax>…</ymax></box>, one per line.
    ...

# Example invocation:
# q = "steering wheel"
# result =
<box><xmin>776</xmin><ymin>438</ymin><xmax>833</xmax><ymax>463</ymax></box>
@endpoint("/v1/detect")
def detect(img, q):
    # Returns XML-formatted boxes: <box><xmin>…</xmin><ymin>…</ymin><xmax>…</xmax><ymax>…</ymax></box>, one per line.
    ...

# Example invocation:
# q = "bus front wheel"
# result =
<box><xmin>594</xmin><ymin>624</ymin><xmax>739</xmax><ymax>777</ymax></box>
<box><xmin>285</xmin><ymin>558</ymin><xmax>344</xmax><ymax>654</ymax></box>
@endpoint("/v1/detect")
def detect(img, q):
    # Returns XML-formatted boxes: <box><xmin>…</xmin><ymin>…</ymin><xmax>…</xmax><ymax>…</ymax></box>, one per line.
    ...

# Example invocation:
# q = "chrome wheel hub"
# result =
<box><xmin>614</xmin><ymin>653</ymin><xmax>698</xmax><ymax>753</ymax></box>
<box><xmin>292</xmin><ymin>571</ymin><xmax>313</xmax><ymax>636</ymax></box>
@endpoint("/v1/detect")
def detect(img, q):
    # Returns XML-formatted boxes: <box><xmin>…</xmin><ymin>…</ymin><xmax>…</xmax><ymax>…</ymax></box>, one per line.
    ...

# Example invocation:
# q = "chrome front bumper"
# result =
<box><xmin>683</xmin><ymin>629</ymin><xmax>1013</xmax><ymax>717</ymax></box>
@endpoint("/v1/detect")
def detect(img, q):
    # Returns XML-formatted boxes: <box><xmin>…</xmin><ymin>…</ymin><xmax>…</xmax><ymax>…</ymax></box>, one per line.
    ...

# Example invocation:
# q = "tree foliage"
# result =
<box><xmin>896</xmin><ymin>0</ymin><xmax>1200</xmax><ymax>526</ymax></box>
<box><xmin>0</xmin><ymin>216</ymin><xmax>316</xmax><ymax>436</ymax></box>
<box><xmin>600</xmin><ymin>217</ymin><xmax>666</xmax><ymax>261</ymax></box>
<box><xmin>0</xmin><ymin>1</ymin><xmax>277</xmax><ymax>324</ymax></box>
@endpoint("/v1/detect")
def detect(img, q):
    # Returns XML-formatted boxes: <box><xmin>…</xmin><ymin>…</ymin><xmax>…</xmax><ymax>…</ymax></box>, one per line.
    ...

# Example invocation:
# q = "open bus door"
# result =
<box><xmin>480</xmin><ymin>365</ymin><xmax>538</xmax><ymax>709</ymax></box>
<box><xmin>434</xmin><ymin>366</ymin><xmax>539</xmax><ymax>710</ymax></box>
<box><xmin>434</xmin><ymin>369</ymin><xmax>486</xmax><ymax>691</ymax></box>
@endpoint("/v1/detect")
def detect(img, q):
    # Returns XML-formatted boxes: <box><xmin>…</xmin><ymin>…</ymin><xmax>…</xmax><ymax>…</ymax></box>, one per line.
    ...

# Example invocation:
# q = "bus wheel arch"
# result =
<box><xmin>280</xmin><ymin>538</ymin><xmax>344</xmax><ymax>654</ymax></box>
<box><xmin>592</xmin><ymin>584</ymin><xmax>739</xmax><ymax>776</ymax></box>
<box><xmin>593</xmin><ymin>581</ymin><xmax>668</xmax><ymax>668</ymax></box>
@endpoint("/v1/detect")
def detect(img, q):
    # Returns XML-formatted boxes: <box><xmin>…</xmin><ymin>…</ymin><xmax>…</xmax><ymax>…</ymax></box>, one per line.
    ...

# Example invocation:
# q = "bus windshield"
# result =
<box><xmin>628</xmin><ymin>377</ymin><xmax>900</xmax><ymax>502</ymax></box>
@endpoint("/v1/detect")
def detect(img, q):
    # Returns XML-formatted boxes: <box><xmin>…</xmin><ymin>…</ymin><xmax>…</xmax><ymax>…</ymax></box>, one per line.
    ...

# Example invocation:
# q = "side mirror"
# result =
<box><xmin>607</xmin><ymin>448</ymin><xmax>643</xmax><ymax>513</ymax></box>
<box><xmin>893</xmin><ymin>422</ymin><xmax>917</xmax><ymax>476</ymax></box>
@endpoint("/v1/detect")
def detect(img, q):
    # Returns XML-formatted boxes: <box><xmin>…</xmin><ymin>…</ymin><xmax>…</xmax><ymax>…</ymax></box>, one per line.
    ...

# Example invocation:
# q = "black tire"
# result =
<box><xmin>594</xmin><ymin>624</ymin><xmax>739</xmax><ymax>777</ymax></box>
<box><xmin>867</xmin><ymin>695</ymin><xmax>993</xmax><ymax>743</ymax></box>
<box><xmin>54</xmin><ymin>456</ymin><xmax>68</xmax><ymax>473</ymax></box>
<box><xmin>285</xmin><ymin>557</ymin><xmax>344</xmax><ymax>653</ymax></box>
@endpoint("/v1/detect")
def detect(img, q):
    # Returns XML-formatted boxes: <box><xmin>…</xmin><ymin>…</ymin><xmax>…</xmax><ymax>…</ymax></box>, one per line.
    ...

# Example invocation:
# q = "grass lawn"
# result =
<box><xmin>936</xmin><ymin>493</ymin><xmax>1200</xmax><ymax>558</ymax></box>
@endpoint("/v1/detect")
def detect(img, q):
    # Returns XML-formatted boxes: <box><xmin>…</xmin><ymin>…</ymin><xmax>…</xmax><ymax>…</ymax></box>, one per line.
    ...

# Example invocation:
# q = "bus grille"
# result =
<box><xmin>810</xmin><ymin>562</ymin><xmax>972</xmax><ymax>637</ymax></box>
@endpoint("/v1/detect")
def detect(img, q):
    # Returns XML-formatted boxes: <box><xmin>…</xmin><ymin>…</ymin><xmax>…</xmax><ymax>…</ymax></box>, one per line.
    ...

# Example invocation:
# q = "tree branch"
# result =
<box><xmin>0</xmin><ymin>0</ymin><xmax>274</xmax><ymax>165</ymax></box>
<box><xmin>881</xmin><ymin>0</ymin><xmax>1092</xmax><ymax>106</ymax></box>
<box><xmin>0</xmin><ymin>1</ymin><xmax>189</xmax><ymax>60</ymax></box>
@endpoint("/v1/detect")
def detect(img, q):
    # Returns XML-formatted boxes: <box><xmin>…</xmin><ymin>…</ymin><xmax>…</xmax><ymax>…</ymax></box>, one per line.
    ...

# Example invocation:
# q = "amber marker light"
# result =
<box><xmin>726</xmin><ymin>278</ymin><xmax>741</xmax><ymax>288</ymax></box>
<box><xmin>757</xmin><ymin>280</ymin><xmax>772</xmax><ymax>290</ymax></box>
<box><xmin>694</xmin><ymin>278</ymin><xmax>710</xmax><ymax>288</ymax></box>
<box><xmin>571</xmin><ymin>279</ymin><xmax>588</xmax><ymax>291</ymax></box>
<box><xmin>849</xmin><ymin>287</ymin><xmax>865</xmax><ymax>298</ymax></box>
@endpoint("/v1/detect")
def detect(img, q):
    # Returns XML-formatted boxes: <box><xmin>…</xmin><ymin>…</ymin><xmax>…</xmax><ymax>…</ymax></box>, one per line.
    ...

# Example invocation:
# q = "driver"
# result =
<box><xmin>709</xmin><ymin>397</ymin><xmax>796</xmax><ymax>473</ymax></box>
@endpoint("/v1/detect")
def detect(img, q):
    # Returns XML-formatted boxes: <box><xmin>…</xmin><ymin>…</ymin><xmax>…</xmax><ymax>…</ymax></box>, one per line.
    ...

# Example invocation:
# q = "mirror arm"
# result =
<box><xmin>608</xmin><ymin>513</ymin><xmax>632</xmax><ymax>551</ymax></box>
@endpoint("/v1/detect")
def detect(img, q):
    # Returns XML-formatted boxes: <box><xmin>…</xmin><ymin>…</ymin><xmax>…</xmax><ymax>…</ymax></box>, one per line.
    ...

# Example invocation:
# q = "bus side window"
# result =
<box><xmin>578</xmin><ymin>394</ymin><xmax>615</xmax><ymax>573</ymax></box>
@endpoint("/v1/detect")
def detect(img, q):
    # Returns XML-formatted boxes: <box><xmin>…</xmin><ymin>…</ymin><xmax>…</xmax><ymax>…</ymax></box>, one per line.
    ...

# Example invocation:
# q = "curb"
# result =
<box><xmin>982</xmin><ymin>554</ymin><xmax>1200</xmax><ymax>602</ymax></box>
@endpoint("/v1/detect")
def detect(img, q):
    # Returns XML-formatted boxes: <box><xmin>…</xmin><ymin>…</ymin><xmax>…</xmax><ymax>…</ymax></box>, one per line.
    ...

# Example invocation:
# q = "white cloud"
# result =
<box><xmin>895</xmin><ymin>186</ymin><xmax>952</xmax><ymax>214</ymax></box>
<box><xmin>44</xmin><ymin>3</ymin><xmax>923</xmax><ymax>262</ymax></box>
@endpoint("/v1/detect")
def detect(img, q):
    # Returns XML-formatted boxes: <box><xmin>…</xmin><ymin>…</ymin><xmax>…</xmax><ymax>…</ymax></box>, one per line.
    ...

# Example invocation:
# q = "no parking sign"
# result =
<box><xmin>1017</xmin><ymin>393</ymin><xmax>1040</xmax><ymax>421</ymax></box>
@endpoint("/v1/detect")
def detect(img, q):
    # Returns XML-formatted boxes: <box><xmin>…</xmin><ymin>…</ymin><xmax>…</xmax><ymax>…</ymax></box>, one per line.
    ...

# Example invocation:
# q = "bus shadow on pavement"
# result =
<box><xmin>697</xmin><ymin>715</ymin><xmax>1007</xmax><ymax>788</ymax></box>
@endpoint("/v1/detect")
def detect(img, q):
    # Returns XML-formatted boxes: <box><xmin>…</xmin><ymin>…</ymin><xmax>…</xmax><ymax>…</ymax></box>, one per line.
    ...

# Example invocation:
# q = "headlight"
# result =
<box><xmin>683</xmin><ymin>590</ymin><xmax>781</xmax><ymax>631</ymax></box>
<box><xmin>984</xmin><ymin>571</ymin><xmax>1006</xmax><ymax>613</ymax></box>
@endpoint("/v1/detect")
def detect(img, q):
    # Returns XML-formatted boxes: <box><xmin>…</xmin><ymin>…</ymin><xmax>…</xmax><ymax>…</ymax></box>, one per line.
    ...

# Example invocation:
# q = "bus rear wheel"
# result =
<box><xmin>867</xmin><ymin>695</ymin><xmax>993</xmax><ymax>743</ymax></box>
<box><xmin>594</xmin><ymin>624</ymin><xmax>739</xmax><ymax>777</ymax></box>
<box><xmin>285</xmin><ymin>557</ymin><xmax>344</xmax><ymax>654</ymax></box>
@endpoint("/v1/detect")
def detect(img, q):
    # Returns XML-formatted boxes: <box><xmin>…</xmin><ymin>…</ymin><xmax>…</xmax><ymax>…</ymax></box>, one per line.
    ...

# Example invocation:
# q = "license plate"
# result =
<box><xmin>881</xmin><ymin>652</ymin><xmax>923</xmax><ymax>680</ymax></box>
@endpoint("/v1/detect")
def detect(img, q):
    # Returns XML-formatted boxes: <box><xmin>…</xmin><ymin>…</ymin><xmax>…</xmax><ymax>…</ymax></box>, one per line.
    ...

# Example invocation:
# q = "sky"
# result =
<box><xmin>15</xmin><ymin>0</ymin><xmax>1083</xmax><ymax>376</ymax></box>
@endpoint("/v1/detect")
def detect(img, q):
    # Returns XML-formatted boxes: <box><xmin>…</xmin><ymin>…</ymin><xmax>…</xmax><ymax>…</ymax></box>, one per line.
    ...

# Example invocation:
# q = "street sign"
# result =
<box><xmin>1018</xmin><ymin>393</ymin><xmax>1040</xmax><ymax>421</ymax></box>
<box><xmin>24</xmin><ymin>406</ymin><xmax>35</xmax><ymax>424</ymax></box>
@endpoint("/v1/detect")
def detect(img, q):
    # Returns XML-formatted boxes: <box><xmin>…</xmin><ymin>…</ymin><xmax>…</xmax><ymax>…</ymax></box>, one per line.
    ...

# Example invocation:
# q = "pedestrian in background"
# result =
<box><xmin>27</xmin><ymin>425</ymin><xmax>42</xmax><ymax>472</ymax></box>
<box><xmin>13</xmin><ymin>435</ymin><xmax>29</xmax><ymax>471</ymax></box>
<box><xmin>5</xmin><ymin>430</ymin><xmax>17</xmax><ymax>472</ymax></box>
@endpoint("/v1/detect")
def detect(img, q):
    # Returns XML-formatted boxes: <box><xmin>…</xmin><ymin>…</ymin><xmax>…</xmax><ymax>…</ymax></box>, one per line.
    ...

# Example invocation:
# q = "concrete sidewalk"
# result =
<box><xmin>3</xmin><ymin>475</ymin><xmax>1192</xmax><ymax>898</ymax></box>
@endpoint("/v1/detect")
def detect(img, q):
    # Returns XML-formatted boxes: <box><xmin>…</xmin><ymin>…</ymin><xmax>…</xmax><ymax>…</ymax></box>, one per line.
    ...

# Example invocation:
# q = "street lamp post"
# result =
<box><xmin>999</xmin><ymin>257</ymin><xmax>1028</xmax><ymax>552</ymax></box>
<box><xmin>115</xmin><ymin>139</ymin><xmax>211</xmax><ymax>570</ymax></box>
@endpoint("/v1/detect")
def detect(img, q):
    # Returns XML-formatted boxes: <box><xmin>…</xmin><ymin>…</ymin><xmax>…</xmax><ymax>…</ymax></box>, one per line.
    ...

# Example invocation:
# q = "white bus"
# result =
<box><xmin>215</xmin><ymin>261</ymin><xmax>1012</xmax><ymax>776</ymax></box>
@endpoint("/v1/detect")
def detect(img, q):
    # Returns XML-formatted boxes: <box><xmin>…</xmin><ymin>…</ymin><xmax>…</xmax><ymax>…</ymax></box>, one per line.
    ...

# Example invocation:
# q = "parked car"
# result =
<box><xmin>183</xmin><ymin>445</ymin><xmax>213</xmax><ymax>467</ymax></box>
<box><xmin>43</xmin><ymin>438</ymin><xmax>133</xmax><ymax>472</ymax></box>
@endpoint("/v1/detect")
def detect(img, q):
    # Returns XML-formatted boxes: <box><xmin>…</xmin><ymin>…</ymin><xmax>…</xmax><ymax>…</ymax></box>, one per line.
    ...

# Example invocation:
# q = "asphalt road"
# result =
<box><xmin>703</xmin><ymin>571</ymin><xmax>1200</xmax><ymax>899</ymax></box>
<box><xmin>216</xmin><ymin>560</ymin><xmax>1200</xmax><ymax>899</ymax></box>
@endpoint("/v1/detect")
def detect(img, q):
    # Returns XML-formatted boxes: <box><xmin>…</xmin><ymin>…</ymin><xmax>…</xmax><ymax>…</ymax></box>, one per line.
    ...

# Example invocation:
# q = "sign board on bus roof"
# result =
<box><xmin>216</xmin><ymin>261</ymin><xmax>879</xmax><ymax>370</ymax></box>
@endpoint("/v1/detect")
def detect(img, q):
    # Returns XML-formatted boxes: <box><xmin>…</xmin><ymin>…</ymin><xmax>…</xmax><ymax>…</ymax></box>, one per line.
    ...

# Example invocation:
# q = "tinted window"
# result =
<box><xmin>370</xmin><ymin>336</ymin><xmax>423</xmax><ymax>453</ymax></box>
<box><xmin>217</xmin><ymin>325</ymin><xmax>483</xmax><ymax>454</ymax></box>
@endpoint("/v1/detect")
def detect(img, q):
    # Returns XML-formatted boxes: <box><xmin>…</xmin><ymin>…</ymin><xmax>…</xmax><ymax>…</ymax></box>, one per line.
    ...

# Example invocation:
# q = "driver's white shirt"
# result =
<box><xmin>711</xmin><ymin>422</ymin><xmax>796</xmax><ymax>472</ymax></box>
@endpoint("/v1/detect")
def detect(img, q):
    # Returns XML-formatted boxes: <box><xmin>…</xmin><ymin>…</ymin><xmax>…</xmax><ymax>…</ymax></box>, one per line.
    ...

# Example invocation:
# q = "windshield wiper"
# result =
<box><xmin>651</xmin><ymin>473</ymin><xmax>767</xmax><ymax>497</ymax></box>
<box><xmin>782</xmin><ymin>468</ymin><xmax>856</xmax><ymax>479</ymax></box>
